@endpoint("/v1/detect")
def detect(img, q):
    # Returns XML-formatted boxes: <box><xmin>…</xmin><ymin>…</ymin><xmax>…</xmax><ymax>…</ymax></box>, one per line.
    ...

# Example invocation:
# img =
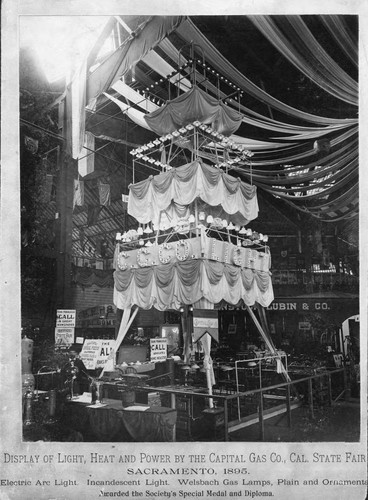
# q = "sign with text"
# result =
<box><xmin>76</xmin><ymin>304</ymin><xmax>116</xmax><ymax>328</ymax></box>
<box><xmin>55</xmin><ymin>327</ymin><xmax>75</xmax><ymax>345</ymax></box>
<box><xmin>79</xmin><ymin>339</ymin><xmax>101</xmax><ymax>370</ymax></box>
<box><xmin>150</xmin><ymin>338</ymin><xmax>167</xmax><ymax>362</ymax></box>
<box><xmin>56</xmin><ymin>309</ymin><xmax>76</xmax><ymax>327</ymax></box>
<box><xmin>95</xmin><ymin>340</ymin><xmax>115</xmax><ymax>368</ymax></box>
<box><xmin>79</xmin><ymin>339</ymin><xmax>115</xmax><ymax>370</ymax></box>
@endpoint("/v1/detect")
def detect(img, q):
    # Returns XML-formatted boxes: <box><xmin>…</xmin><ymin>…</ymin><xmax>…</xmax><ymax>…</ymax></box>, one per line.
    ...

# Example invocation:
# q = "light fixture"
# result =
<box><xmin>116</xmin><ymin>232</ymin><xmax>122</xmax><ymax>241</ymax></box>
<box><xmin>199</xmin><ymin>212</ymin><xmax>206</xmax><ymax>221</ymax></box>
<box><xmin>228</xmin><ymin>222</ymin><xmax>235</xmax><ymax>230</ymax></box>
<box><xmin>239</xmin><ymin>227</ymin><xmax>246</xmax><ymax>234</ymax></box>
<box><xmin>222</xmin><ymin>219</ymin><xmax>228</xmax><ymax>228</ymax></box>
<box><xmin>246</xmin><ymin>228</ymin><xmax>252</xmax><ymax>237</ymax></box>
<box><xmin>206</xmin><ymin>215</ymin><xmax>214</xmax><ymax>224</ymax></box>
<box><xmin>263</xmin><ymin>235</ymin><xmax>269</xmax><ymax>243</ymax></box>
<box><xmin>188</xmin><ymin>214</ymin><xmax>195</xmax><ymax>223</ymax></box>
<box><xmin>234</xmin><ymin>225</ymin><xmax>240</xmax><ymax>232</ymax></box>
<box><xmin>137</xmin><ymin>226</ymin><xmax>143</xmax><ymax>236</ymax></box>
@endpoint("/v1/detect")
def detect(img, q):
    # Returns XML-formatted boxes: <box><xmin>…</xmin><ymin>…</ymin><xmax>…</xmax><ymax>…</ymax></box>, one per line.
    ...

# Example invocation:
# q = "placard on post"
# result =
<box><xmin>55</xmin><ymin>309</ymin><xmax>76</xmax><ymax>346</ymax></box>
<box><xmin>150</xmin><ymin>338</ymin><xmax>167</xmax><ymax>362</ymax></box>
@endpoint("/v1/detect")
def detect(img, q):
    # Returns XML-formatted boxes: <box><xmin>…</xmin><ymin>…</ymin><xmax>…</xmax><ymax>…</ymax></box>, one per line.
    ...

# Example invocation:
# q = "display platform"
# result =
<box><xmin>62</xmin><ymin>398</ymin><xmax>177</xmax><ymax>442</ymax></box>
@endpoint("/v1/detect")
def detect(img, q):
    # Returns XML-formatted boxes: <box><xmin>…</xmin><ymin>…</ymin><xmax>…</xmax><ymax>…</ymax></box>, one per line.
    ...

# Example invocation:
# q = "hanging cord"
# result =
<box><xmin>77</xmin><ymin>142</ymin><xmax>110</xmax><ymax>162</ymax></box>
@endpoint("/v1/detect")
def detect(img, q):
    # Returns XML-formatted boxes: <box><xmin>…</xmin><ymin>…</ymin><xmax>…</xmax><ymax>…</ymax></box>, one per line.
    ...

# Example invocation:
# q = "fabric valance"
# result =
<box><xmin>127</xmin><ymin>159</ymin><xmax>258</xmax><ymax>225</ymax></box>
<box><xmin>72</xmin><ymin>266</ymin><xmax>114</xmax><ymax>288</ymax></box>
<box><xmin>144</xmin><ymin>85</ymin><xmax>242</xmax><ymax>136</ymax></box>
<box><xmin>114</xmin><ymin>259</ymin><xmax>273</xmax><ymax>311</ymax></box>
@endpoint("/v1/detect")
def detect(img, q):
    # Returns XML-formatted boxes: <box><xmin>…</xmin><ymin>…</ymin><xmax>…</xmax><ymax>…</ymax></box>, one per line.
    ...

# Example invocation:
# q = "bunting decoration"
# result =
<box><xmin>98</xmin><ymin>181</ymin><xmax>111</xmax><ymax>206</ymax></box>
<box><xmin>87</xmin><ymin>205</ymin><xmax>102</xmax><ymax>226</ymax></box>
<box><xmin>42</xmin><ymin>174</ymin><xmax>54</xmax><ymax>203</ymax></box>
<box><xmin>24</xmin><ymin>135</ymin><xmax>39</xmax><ymax>154</ymax></box>
<box><xmin>73</xmin><ymin>179</ymin><xmax>85</xmax><ymax>209</ymax></box>
<box><xmin>78</xmin><ymin>131</ymin><xmax>95</xmax><ymax>177</ymax></box>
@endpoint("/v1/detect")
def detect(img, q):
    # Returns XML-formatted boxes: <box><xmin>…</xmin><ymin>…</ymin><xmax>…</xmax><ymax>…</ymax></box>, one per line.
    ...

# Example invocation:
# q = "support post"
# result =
<box><xmin>259</xmin><ymin>392</ymin><xmax>265</xmax><ymax>441</ymax></box>
<box><xmin>55</xmin><ymin>91</ymin><xmax>77</xmax><ymax>311</ymax></box>
<box><xmin>246</xmin><ymin>305</ymin><xmax>291</xmax><ymax>383</ymax></box>
<box><xmin>223</xmin><ymin>399</ymin><xmax>229</xmax><ymax>441</ymax></box>
<box><xmin>286</xmin><ymin>384</ymin><xmax>291</xmax><ymax>427</ymax></box>
<box><xmin>100</xmin><ymin>306</ymin><xmax>139</xmax><ymax>377</ymax></box>
<box><xmin>308</xmin><ymin>378</ymin><xmax>314</xmax><ymax>418</ymax></box>
<box><xmin>327</xmin><ymin>373</ymin><xmax>332</xmax><ymax>406</ymax></box>
<box><xmin>170</xmin><ymin>393</ymin><xmax>176</xmax><ymax>442</ymax></box>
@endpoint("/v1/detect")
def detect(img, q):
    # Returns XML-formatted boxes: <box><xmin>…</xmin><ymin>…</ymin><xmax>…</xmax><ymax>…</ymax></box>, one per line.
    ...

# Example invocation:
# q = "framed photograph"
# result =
<box><xmin>228</xmin><ymin>323</ymin><xmax>237</xmax><ymax>335</ymax></box>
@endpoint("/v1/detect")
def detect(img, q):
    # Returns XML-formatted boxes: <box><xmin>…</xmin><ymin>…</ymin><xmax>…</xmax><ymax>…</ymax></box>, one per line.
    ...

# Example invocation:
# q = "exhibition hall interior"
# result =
<box><xmin>19</xmin><ymin>15</ymin><xmax>360</xmax><ymax>442</ymax></box>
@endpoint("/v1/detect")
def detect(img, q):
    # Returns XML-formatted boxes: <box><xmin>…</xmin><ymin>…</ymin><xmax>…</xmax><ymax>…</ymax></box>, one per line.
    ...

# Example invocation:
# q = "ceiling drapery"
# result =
<box><xmin>249</xmin><ymin>16</ymin><xmax>358</xmax><ymax>105</ymax></box>
<box><xmin>175</xmin><ymin>17</ymin><xmax>356</xmax><ymax>126</ymax></box>
<box><xmin>320</xmin><ymin>16</ymin><xmax>358</xmax><ymax>68</ymax></box>
<box><xmin>86</xmin><ymin>15</ymin><xmax>358</xmax><ymax>222</ymax></box>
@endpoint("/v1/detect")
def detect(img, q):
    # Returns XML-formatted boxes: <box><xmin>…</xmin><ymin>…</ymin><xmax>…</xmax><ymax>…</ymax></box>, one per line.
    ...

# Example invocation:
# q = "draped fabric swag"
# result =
<box><xmin>144</xmin><ymin>85</ymin><xmax>243</xmax><ymax>136</ymax></box>
<box><xmin>249</xmin><ymin>16</ymin><xmax>357</xmax><ymax>105</ymax></box>
<box><xmin>86</xmin><ymin>16</ymin><xmax>184</xmax><ymax>103</ymax></box>
<box><xmin>128</xmin><ymin>159</ymin><xmax>258</xmax><ymax>225</ymax></box>
<box><xmin>73</xmin><ymin>266</ymin><xmax>114</xmax><ymax>288</ymax></box>
<box><xmin>175</xmin><ymin>18</ymin><xmax>355</xmax><ymax>126</ymax></box>
<box><xmin>114</xmin><ymin>259</ymin><xmax>273</xmax><ymax>311</ymax></box>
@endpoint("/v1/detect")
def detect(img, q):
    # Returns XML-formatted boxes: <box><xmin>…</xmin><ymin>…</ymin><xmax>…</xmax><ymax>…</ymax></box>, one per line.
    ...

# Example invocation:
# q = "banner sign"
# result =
<box><xmin>76</xmin><ymin>304</ymin><xmax>116</xmax><ymax>328</ymax></box>
<box><xmin>266</xmin><ymin>298</ymin><xmax>358</xmax><ymax>312</ymax></box>
<box><xmin>193</xmin><ymin>309</ymin><xmax>219</xmax><ymax>342</ymax></box>
<box><xmin>96</xmin><ymin>340</ymin><xmax>115</xmax><ymax>368</ymax></box>
<box><xmin>56</xmin><ymin>309</ymin><xmax>76</xmax><ymax>327</ymax></box>
<box><xmin>79</xmin><ymin>339</ymin><xmax>115</xmax><ymax>370</ymax></box>
<box><xmin>150</xmin><ymin>338</ymin><xmax>167</xmax><ymax>362</ymax></box>
<box><xmin>55</xmin><ymin>327</ymin><xmax>75</xmax><ymax>345</ymax></box>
